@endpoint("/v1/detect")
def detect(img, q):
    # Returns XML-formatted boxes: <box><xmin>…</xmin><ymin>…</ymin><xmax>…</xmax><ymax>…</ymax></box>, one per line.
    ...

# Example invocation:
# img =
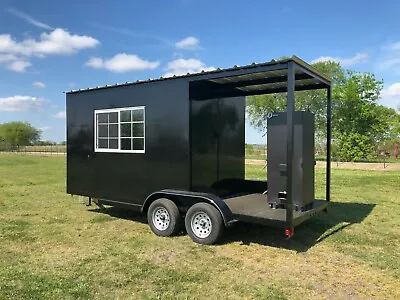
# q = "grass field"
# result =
<box><xmin>0</xmin><ymin>154</ymin><xmax>399</xmax><ymax>299</ymax></box>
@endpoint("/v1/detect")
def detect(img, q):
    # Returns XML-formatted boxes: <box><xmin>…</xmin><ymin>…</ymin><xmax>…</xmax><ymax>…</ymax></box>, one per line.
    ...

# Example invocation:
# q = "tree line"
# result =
<box><xmin>0</xmin><ymin>121</ymin><xmax>65</xmax><ymax>150</ymax></box>
<box><xmin>246</xmin><ymin>60</ymin><xmax>400</xmax><ymax>161</ymax></box>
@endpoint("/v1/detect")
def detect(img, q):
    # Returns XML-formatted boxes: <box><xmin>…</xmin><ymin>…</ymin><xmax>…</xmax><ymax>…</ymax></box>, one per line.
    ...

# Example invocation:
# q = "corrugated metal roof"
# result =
<box><xmin>65</xmin><ymin>56</ymin><xmax>330</xmax><ymax>94</ymax></box>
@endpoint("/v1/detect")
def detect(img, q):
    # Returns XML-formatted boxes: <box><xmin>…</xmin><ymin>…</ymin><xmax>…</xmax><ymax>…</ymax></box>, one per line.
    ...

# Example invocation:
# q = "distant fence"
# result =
<box><xmin>0</xmin><ymin>144</ymin><xmax>66</xmax><ymax>155</ymax></box>
<box><xmin>245</xmin><ymin>145</ymin><xmax>398</xmax><ymax>167</ymax></box>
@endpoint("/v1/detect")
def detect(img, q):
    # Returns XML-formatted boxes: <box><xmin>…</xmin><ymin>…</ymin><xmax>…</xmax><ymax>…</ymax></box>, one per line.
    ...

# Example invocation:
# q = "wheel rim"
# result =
<box><xmin>152</xmin><ymin>207</ymin><xmax>170</xmax><ymax>231</ymax></box>
<box><xmin>190</xmin><ymin>211</ymin><xmax>212</xmax><ymax>239</ymax></box>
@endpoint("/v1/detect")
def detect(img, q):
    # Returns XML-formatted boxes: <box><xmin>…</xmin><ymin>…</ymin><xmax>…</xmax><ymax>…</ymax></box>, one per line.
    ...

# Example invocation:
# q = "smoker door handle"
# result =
<box><xmin>279</xmin><ymin>163</ymin><xmax>287</xmax><ymax>176</ymax></box>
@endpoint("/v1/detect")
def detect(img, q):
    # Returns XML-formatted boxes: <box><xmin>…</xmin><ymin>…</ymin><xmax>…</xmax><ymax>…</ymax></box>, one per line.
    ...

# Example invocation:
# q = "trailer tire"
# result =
<box><xmin>185</xmin><ymin>203</ymin><xmax>224</xmax><ymax>245</ymax></box>
<box><xmin>148</xmin><ymin>198</ymin><xmax>181</xmax><ymax>237</ymax></box>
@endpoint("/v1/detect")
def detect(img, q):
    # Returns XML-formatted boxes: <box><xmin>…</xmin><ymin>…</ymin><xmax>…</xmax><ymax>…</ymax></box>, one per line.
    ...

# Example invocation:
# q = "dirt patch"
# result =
<box><xmin>245</xmin><ymin>159</ymin><xmax>400</xmax><ymax>171</ymax></box>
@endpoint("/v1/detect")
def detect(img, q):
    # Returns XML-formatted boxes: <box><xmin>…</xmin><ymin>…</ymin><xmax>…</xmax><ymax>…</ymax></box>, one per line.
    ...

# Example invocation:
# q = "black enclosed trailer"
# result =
<box><xmin>66</xmin><ymin>56</ymin><xmax>332</xmax><ymax>245</ymax></box>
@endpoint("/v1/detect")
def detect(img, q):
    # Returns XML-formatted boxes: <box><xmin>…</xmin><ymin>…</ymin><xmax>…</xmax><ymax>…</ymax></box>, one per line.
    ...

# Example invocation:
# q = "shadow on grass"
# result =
<box><xmin>88</xmin><ymin>206</ymin><xmax>148</xmax><ymax>224</ymax></box>
<box><xmin>220</xmin><ymin>201</ymin><xmax>376</xmax><ymax>252</ymax></box>
<box><xmin>86</xmin><ymin>201</ymin><xmax>375</xmax><ymax>252</ymax></box>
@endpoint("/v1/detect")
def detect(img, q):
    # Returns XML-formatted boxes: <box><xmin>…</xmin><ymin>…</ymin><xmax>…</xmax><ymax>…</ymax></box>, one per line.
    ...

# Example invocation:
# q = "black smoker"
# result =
<box><xmin>267</xmin><ymin>111</ymin><xmax>315</xmax><ymax>211</ymax></box>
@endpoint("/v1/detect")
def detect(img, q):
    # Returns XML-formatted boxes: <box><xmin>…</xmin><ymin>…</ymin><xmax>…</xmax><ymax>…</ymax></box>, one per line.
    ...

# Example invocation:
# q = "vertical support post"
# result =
<box><xmin>326</xmin><ymin>86</ymin><xmax>332</xmax><ymax>202</ymax></box>
<box><xmin>285</xmin><ymin>61</ymin><xmax>295</xmax><ymax>233</ymax></box>
<box><xmin>216</xmin><ymin>99</ymin><xmax>220</xmax><ymax>182</ymax></box>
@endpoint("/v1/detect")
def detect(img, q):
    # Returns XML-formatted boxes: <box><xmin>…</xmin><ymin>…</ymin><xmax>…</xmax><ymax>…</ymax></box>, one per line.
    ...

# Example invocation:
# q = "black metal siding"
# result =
<box><xmin>67</xmin><ymin>79</ymin><xmax>190</xmax><ymax>204</ymax></box>
<box><xmin>190</xmin><ymin>96</ymin><xmax>245</xmax><ymax>192</ymax></box>
<box><xmin>217</xmin><ymin>97</ymin><xmax>245</xmax><ymax>182</ymax></box>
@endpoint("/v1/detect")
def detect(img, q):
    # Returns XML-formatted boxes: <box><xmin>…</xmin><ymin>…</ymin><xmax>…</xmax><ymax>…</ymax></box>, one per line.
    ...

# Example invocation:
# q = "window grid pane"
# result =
<box><xmin>98</xmin><ymin>139</ymin><xmax>108</xmax><ymax>149</ymax></box>
<box><xmin>97</xmin><ymin>113</ymin><xmax>108</xmax><ymax>124</ymax></box>
<box><xmin>98</xmin><ymin>124</ymin><xmax>108</xmax><ymax>138</ymax></box>
<box><xmin>132</xmin><ymin>109</ymin><xmax>144</xmax><ymax>121</ymax></box>
<box><xmin>132</xmin><ymin>138</ymin><xmax>144</xmax><ymax>150</ymax></box>
<box><xmin>109</xmin><ymin>124</ymin><xmax>118</xmax><ymax>138</ymax></box>
<box><xmin>120</xmin><ymin>110</ymin><xmax>131</xmax><ymax>122</ymax></box>
<box><xmin>109</xmin><ymin>138</ymin><xmax>118</xmax><ymax>149</ymax></box>
<box><xmin>121</xmin><ymin>138</ymin><xmax>132</xmax><ymax>150</ymax></box>
<box><xmin>96</xmin><ymin>107</ymin><xmax>145</xmax><ymax>152</ymax></box>
<box><xmin>109</xmin><ymin>112</ymin><xmax>118</xmax><ymax>123</ymax></box>
<box><xmin>121</xmin><ymin>123</ymin><xmax>131</xmax><ymax>137</ymax></box>
<box><xmin>132</xmin><ymin>123</ymin><xmax>144</xmax><ymax>137</ymax></box>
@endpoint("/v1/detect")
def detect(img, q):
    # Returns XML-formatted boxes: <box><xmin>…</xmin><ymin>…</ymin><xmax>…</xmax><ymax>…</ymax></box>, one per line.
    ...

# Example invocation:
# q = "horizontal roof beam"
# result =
<box><xmin>293</xmin><ymin>63</ymin><xmax>331</xmax><ymax>86</ymax></box>
<box><xmin>189</xmin><ymin>62</ymin><xmax>289</xmax><ymax>82</ymax></box>
<box><xmin>190</xmin><ymin>83</ymin><xmax>329</xmax><ymax>100</ymax></box>
<box><xmin>210</xmin><ymin>73</ymin><xmax>313</xmax><ymax>89</ymax></box>
<box><xmin>240</xmin><ymin>83</ymin><xmax>330</xmax><ymax>96</ymax></box>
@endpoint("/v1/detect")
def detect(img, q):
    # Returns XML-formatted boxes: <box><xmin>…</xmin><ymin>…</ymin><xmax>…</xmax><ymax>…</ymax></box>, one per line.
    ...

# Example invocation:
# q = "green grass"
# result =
<box><xmin>0</xmin><ymin>154</ymin><xmax>400</xmax><ymax>299</ymax></box>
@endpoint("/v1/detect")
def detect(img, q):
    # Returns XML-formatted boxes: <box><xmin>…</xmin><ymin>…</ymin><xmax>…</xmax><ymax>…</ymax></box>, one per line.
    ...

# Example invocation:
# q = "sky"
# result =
<box><xmin>1</xmin><ymin>0</ymin><xmax>400</xmax><ymax>144</ymax></box>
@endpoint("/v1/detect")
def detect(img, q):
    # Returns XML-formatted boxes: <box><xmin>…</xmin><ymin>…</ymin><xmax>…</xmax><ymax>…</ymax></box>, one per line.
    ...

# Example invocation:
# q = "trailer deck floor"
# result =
<box><xmin>223</xmin><ymin>193</ymin><xmax>328</xmax><ymax>227</ymax></box>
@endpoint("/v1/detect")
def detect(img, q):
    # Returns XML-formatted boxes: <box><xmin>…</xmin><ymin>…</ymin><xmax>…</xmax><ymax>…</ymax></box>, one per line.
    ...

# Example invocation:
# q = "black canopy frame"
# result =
<box><xmin>188</xmin><ymin>56</ymin><xmax>332</xmax><ymax>231</ymax></box>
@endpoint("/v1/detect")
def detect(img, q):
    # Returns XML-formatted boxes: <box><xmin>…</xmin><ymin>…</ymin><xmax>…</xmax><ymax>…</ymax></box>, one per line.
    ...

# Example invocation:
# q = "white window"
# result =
<box><xmin>94</xmin><ymin>106</ymin><xmax>145</xmax><ymax>153</ymax></box>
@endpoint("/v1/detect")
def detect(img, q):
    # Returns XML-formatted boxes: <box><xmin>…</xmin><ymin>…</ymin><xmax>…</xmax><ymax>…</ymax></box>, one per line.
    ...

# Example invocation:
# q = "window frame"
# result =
<box><xmin>94</xmin><ymin>106</ymin><xmax>145</xmax><ymax>154</ymax></box>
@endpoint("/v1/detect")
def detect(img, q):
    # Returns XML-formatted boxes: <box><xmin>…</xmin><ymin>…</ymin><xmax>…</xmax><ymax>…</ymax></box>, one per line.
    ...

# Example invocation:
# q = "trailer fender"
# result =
<box><xmin>142</xmin><ymin>190</ymin><xmax>235</xmax><ymax>227</ymax></box>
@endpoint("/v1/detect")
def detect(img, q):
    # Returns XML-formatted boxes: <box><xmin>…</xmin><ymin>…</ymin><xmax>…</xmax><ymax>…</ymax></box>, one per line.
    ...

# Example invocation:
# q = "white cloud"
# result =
<box><xmin>86</xmin><ymin>53</ymin><xmax>159</xmax><ymax>73</ymax></box>
<box><xmin>164</xmin><ymin>58</ymin><xmax>215</xmax><ymax>77</ymax></box>
<box><xmin>378</xmin><ymin>41</ymin><xmax>400</xmax><ymax>71</ymax></box>
<box><xmin>0</xmin><ymin>54</ymin><xmax>31</xmax><ymax>72</ymax></box>
<box><xmin>0</xmin><ymin>28</ymin><xmax>99</xmax><ymax>72</ymax></box>
<box><xmin>13</xmin><ymin>29</ymin><xmax>99</xmax><ymax>56</ymax></box>
<box><xmin>54</xmin><ymin>111</ymin><xmax>66</xmax><ymax>119</ymax></box>
<box><xmin>175</xmin><ymin>36</ymin><xmax>200</xmax><ymax>50</ymax></box>
<box><xmin>0</xmin><ymin>53</ymin><xmax>17</xmax><ymax>63</ymax></box>
<box><xmin>7</xmin><ymin>60</ymin><xmax>31</xmax><ymax>72</ymax></box>
<box><xmin>32</xmin><ymin>81</ymin><xmax>46</xmax><ymax>88</ymax></box>
<box><xmin>39</xmin><ymin>126</ymin><xmax>51</xmax><ymax>131</ymax></box>
<box><xmin>7</xmin><ymin>8</ymin><xmax>53</xmax><ymax>30</ymax></box>
<box><xmin>380</xmin><ymin>58</ymin><xmax>400</xmax><ymax>70</ymax></box>
<box><xmin>390</xmin><ymin>42</ymin><xmax>400</xmax><ymax>51</ymax></box>
<box><xmin>0</xmin><ymin>95</ymin><xmax>46</xmax><ymax>112</ymax></box>
<box><xmin>380</xmin><ymin>82</ymin><xmax>400</xmax><ymax>109</ymax></box>
<box><xmin>85</xmin><ymin>57</ymin><xmax>103</xmax><ymax>68</ymax></box>
<box><xmin>311</xmin><ymin>52</ymin><xmax>369</xmax><ymax>67</ymax></box>
<box><xmin>379</xmin><ymin>96</ymin><xmax>400</xmax><ymax>110</ymax></box>
<box><xmin>382</xmin><ymin>83</ymin><xmax>400</xmax><ymax>97</ymax></box>
<box><xmin>31</xmin><ymin>29</ymin><xmax>99</xmax><ymax>55</ymax></box>
<box><xmin>382</xmin><ymin>41</ymin><xmax>400</xmax><ymax>52</ymax></box>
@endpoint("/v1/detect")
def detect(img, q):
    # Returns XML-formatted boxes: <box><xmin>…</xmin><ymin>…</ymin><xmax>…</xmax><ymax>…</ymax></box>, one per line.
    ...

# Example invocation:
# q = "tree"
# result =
<box><xmin>0</xmin><ymin>122</ymin><xmax>41</xmax><ymax>149</ymax></box>
<box><xmin>33</xmin><ymin>140</ymin><xmax>57</xmax><ymax>146</ymax></box>
<box><xmin>372</xmin><ymin>105</ymin><xmax>400</xmax><ymax>143</ymax></box>
<box><xmin>246</xmin><ymin>61</ymin><xmax>345</xmax><ymax>138</ymax></box>
<box><xmin>337</xmin><ymin>133</ymin><xmax>375</xmax><ymax>161</ymax></box>
<box><xmin>246</xmin><ymin>59</ymin><xmax>399</xmax><ymax>161</ymax></box>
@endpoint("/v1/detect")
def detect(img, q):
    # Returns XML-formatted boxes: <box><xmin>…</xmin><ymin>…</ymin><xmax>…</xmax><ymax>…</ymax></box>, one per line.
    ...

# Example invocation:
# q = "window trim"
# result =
<box><xmin>94</xmin><ymin>106</ymin><xmax>145</xmax><ymax>154</ymax></box>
